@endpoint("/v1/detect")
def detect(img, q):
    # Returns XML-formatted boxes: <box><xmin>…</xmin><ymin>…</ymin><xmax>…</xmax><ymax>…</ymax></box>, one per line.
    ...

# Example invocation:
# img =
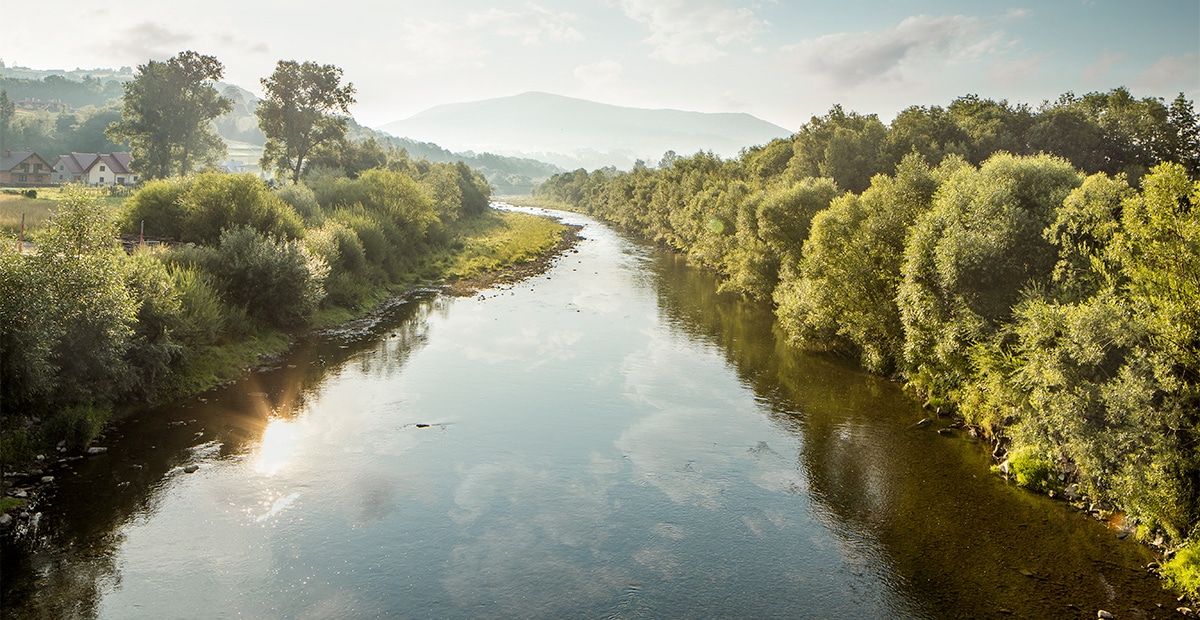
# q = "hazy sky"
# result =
<box><xmin>3</xmin><ymin>0</ymin><xmax>1197</xmax><ymax>131</ymax></box>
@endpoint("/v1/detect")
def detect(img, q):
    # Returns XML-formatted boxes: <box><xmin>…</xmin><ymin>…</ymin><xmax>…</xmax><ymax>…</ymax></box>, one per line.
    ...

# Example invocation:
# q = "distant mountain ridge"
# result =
<box><xmin>380</xmin><ymin>92</ymin><xmax>792</xmax><ymax>171</ymax></box>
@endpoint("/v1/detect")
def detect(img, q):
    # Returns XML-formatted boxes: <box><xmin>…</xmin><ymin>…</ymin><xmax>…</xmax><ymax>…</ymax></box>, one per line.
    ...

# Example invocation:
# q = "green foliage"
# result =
<box><xmin>1006</xmin><ymin>446</ymin><xmax>1059</xmax><ymax>493</ymax></box>
<box><xmin>776</xmin><ymin>154</ymin><xmax>940</xmax><ymax>374</ymax></box>
<box><xmin>120</xmin><ymin>177</ymin><xmax>187</xmax><ymax>239</ymax></box>
<box><xmin>256</xmin><ymin>60</ymin><xmax>356</xmax><ymax>183</ymax></box>
<box><xmin>121</xmin><ymin>172</ymin><xmax>303</xmax><ymax>244</ymax></box>
<box><xmin>1162</xmin><ymin>542</ymin><xmax>1200</xmax><ymax>598</ymax></box>
<box><xmin>106</xmin><ymin>51</ymin><xmax>232</xmax><ymax>179</ymax></box>
<box><xmin>0</xmin><ymin>187</ymin><xmax>137</xmax><ymax>410</ymax></box>
<box><xmin>200</xmin><ymin>227</ymin><xmax>329</xmax><ymax>329</ymax></box>
<box><xmin>43</xmin><ymin>405</ymin><xmax>111</xmax><ymax>449</ymax></box>
<box><xmin>897</xmin><ymin>153</ymin><xmax>1082</xmax><ymax>400</ymax></box>
<box><xmin>787</xmin><ymin>105</ymin><xmax>887</xmax><ymax>193</ymax></box>
<box><xmin>275</xmin><ymin>181</ymin><xmax>321</xmax><ymax>223</ymax></box>
<box><xmin>180</xmin><ymin>172</ymin><xmax>304</xmax><ymax>244</ymax></box>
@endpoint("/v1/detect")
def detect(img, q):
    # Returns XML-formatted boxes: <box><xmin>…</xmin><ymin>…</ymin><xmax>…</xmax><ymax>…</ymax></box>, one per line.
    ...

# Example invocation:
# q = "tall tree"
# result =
<box><xmin>106</xmin><ymin>51</ymin><xmax>231</xmax><ymax>179</ymax></box>
<box><xmin>256</xmin><ymin>61</ymin><xmax>356</xmax><ymax>184</ymax></box>
<box><xmin>0</xmin><ymin>90</ymin><xmax>13</xmax><ymax>153</ymax></box>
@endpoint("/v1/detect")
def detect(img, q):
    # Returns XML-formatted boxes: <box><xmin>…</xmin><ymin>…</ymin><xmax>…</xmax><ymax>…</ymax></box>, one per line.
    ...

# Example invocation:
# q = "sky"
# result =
<box><xmin>2</xmin><ymin>0</ymin><xmax>1197</xmax><ymax>131</ymax></box>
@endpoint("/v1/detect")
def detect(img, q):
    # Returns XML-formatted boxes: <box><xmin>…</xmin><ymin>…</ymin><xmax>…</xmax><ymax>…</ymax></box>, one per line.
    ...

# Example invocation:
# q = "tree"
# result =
<box><xmin>896</xmin><ymin>153</ymin><xmax>1082</xmax><ymax>401</ymax></box>
<box><xmin>1167</xmin><ymin>93</ymin><xmax>1199</xmax><ymax>177</ymax></box>
<box><xmin>0</xmin><ymin>89</ymin><xmax>15</xmax><ymax>152</ymax></box>
<box><xmin>106</xmin><ymin>51</ymin><xmax>232</xmax><ymax>179</ymax></box>
<box><xmin>256</xmin><ymin>60</ymin><xmax>356</xmax><ymax>184</ymax></box>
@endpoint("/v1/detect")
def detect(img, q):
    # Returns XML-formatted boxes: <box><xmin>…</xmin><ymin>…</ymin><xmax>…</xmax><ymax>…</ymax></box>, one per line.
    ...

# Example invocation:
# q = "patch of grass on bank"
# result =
<box><xmin>439</xmin><ymin>209</ymin><xmax>565</xmax><ymax>280</ymax></box>
<box><xmin>159</xmin><ymin>329</ymin><xmax>293</xmax><ymax>398</ymax></box>
<box><xmin>501</xmin><ymin>195</ymin><xmax>574</xmax><ymax>210</ymax></box>
<box><xmin>1163</xmin><ymin>542</ymin><xmax>1200</xmax><ymax>599</ymax></box>
<box><xmin>1</xmin><ymin>497</ymin><xmax>28</xmax><ymax>515</ymax></box>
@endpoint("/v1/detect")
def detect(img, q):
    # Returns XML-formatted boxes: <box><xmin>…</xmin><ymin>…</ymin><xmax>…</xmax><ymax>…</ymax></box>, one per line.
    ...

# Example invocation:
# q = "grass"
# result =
<box><xmin>0</xmin><ymin>185</ymin><xmax>125</xmax><ymax>235</ymax></box>
<box><xmin>440</xmin><ymin>209</ymin><xmax>566</xmax><ymax>280</ymax></box>
<box><xmin>0</xmin><ymin>192</ymin><xmax>56</xmax><ymax>235</ymax></box>
<box><xmin>1</xmin><ymin>497</ymin><xmax>28</xmax><ymax>515</ymax></box>
<box><xmin>1163</xmin><ymin>541</ymin><xmax>1200</xmax><ymax>599</ymax></box>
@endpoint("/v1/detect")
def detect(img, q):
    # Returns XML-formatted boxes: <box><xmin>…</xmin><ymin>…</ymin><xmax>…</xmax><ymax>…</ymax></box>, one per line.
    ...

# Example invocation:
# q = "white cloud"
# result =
<box><xmin>988</xmin><ymin>55</ymin><xmax>1045</xmax><ymax>87</ymax></box>
<box><xmin>619</xmin><ymin>0</ymin><xmax>767</xmax><ymax>65</ymax></box>
<box><xmin>1135</xmin><ymin>53</ymin><xmax>1200</xmax><ymax>93</ymax></box>
<box><xmin>780</xmin><ymin>15</ymin><xmax>1005</xmax><ymax>89</ymax></box>
<box><xmin>1083</xmin><ymin>50</ymin><xmax>1124</xmax><ymax>82</ymax></box>
<box><xmin>98</xmin><ymin>22</ymin><xmax>195</xmax><ymax>63</ymax></box>
<box><xmin>574</xmin><ymin>59</ymin><xmax>624</xmax><ymax>94</ymax></box>
<box><xmin>466</xmin><ymin>3</ymin><xmax>584</xmax><ymax>46</ymax></box>
<box><xmin>384</xmin><ymin>4</ymin><xmax>582</xmax><ymax>76</ymax></box>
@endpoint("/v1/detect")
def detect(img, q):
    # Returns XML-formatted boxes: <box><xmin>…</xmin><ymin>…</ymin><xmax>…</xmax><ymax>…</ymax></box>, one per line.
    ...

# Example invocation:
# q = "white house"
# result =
<box><xmin>52</xmin><ymin>152</ymin><xmax>138</xmax><ymax>186</ymax></box>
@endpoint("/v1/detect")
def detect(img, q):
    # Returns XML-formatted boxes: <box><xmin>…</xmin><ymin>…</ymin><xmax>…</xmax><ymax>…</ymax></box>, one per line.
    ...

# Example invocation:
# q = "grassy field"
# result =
<box><xmin>0</xmin><ymin>186</ymin><xmax>126</xmax><ymax>235</ymax></box>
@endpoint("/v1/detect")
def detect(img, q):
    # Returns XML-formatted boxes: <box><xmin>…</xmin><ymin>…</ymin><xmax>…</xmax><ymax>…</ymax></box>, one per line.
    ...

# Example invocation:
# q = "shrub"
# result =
<box><xmin>205</xmin><ymin>227</ymin><xmax>328</xmax><ymax>328</ymax></box>
<box><xmin>42</xmin><ymin>405</ymin><xmax>111</xmax><ymax>449</ymax></box>
<box><xmin>1006</xmin><ymin>446</ymin><xmax>1059</xmax><ymax>493</ymax></box>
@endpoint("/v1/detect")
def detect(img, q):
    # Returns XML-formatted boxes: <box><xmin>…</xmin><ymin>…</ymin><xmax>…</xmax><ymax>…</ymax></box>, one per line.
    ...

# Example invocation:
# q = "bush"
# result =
<box><xmin>120</xmin><ymin>177</ymin><xmax>188</xmax><ymax>239</ymax></box>
<box><xmin>275</xmin><ymin>182</ymin><xmax>321</xmax><ymax>224</ymax></box>
<box><xmin>204</xmin><ymin>227</ymin><xmax>328</xmax><ymax>329</ymax></box>
<box><xmin>42</xmin><ymin>405</ymin><xmax>111</xmax><ymax>449</ymax></box>
<box><xmin>1006</xmin><ymin>446</ymin><xmax>1059</xmax><ymax>493</ymax></box>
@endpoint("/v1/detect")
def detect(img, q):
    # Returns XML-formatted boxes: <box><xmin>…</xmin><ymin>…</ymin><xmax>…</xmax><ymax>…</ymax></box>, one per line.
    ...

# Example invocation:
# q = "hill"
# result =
<box><xmin>380</xmin><ymin>92</ymin><xmax>792</xmax><ymax>171</ymax></box>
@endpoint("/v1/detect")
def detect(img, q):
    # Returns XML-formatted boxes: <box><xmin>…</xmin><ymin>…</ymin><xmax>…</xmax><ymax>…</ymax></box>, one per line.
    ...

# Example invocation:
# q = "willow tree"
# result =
<box><xmin>106</xmin><ymin>51</ymin><xmax>231</xmax><ymax>179</ymax></box>
<box><xmin>256</xmin><ymin>60</ymin><xmax>356</xmax><ymax>184</ymax></box>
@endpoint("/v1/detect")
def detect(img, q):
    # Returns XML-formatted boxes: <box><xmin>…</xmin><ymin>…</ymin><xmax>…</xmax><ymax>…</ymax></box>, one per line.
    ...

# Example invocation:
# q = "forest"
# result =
<box><xmin>532</xmin><ymin>88</ymin><xmax>1200</xmax><ymax>594</ymax></box>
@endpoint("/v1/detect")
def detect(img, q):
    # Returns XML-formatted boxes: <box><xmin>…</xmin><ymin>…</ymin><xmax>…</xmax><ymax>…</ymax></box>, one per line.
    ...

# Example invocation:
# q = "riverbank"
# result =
<box><xmin>0</xmin><ymin>206</ymin><xmax>580</xmax><ymax>525</ymax></box>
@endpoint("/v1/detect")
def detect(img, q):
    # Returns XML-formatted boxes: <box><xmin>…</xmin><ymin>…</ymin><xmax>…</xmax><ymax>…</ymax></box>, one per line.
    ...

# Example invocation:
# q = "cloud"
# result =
<box><xmin>99</xmin><ymin>22</ymin><xmax>195</xmax><ymax>63</ymax></box>
<box><xmin>619</xmin><ymin>0</ymin><xmax>767</xmax><ymax>65</ymax></box>
<box><xmin>574</xmin><ymin>59</ymin><xmax>624</xmax><ymax>94</ymax></box>
<box><xmin>1083</xmin><ymin>50</ymin><xmax>1124</xmax><ymax>82</ymax></box>
<box><xmin>780</xmin><ymin>14</ymin><xmax>1005</xmax><ymax>89</ymax></box>
<box><xmin>384</xmin><ymin>3</ymin><xmax>582</xmax><ymax>76</ymax></box>
<box><xmin>988</xmin><ymin>55</ymin><xmax>1045</xmax><ymax>87</ymax></box>
<box><xmin>466</xmin><ymin>3</ymin><xmax>583</xmax><ymax>45</ymax></box>
<box><xmin>1135</xmin><ymin>53</ymin><xmax>1200</xmax><ymax>93</ymax></box>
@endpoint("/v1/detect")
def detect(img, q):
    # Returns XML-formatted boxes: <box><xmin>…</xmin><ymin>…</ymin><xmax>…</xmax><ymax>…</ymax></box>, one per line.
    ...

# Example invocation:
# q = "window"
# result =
<box><xmin>58</xmin><ymin>164</ymin><xmax>64</xmax><ymax>171</ymax></box>
<box><xmin>117</xmin><ymin>177</ymin><xmax>125</xmax><ymax>185</ymax></box>
<box><xmin>99</xmin><ymin>165</ymin><xmax>106</xmax><ymax>172</ymax></box>
<box><xmin>18</xmin><ymin>175</ymin><xmax>26</xmax><ymax>182</ymax></box>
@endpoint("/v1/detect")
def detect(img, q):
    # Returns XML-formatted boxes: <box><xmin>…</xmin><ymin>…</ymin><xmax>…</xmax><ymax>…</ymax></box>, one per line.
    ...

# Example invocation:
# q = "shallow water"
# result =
<box><xmin>0</xmin><ymin>207</ymin><xmax>1180</xmax><ymax>618</ymax></box>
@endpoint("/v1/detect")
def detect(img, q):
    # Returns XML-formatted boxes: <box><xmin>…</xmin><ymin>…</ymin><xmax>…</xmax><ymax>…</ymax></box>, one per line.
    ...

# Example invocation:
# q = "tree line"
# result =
<box><xmin>532</xmin><ymin>90</ymin><xmax>1200</xmax><ymax>593</ymax></box>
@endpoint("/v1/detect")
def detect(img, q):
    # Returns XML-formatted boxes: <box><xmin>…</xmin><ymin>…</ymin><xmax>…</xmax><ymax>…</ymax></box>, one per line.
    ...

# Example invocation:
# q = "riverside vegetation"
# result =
<box><xmin>0</xmin><ymin>156</ymin><xmax>566</xmax><ymax>473</ymax></box>
<box><xmin>531</xmin><ymin>89</ymin><xmax>1200</xmax><ymax>597</ymax></box>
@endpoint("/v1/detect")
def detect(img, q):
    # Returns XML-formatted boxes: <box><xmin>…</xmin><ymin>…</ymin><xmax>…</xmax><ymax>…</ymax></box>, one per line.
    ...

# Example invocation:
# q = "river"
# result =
<box><xmin>0</xmin><ymin>207</ymin><xmax>1181</xmax><ymax>618</ymax></box>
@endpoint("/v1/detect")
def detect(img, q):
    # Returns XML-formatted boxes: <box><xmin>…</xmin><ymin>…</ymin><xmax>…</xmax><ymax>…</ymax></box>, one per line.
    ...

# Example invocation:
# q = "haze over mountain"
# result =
<box><xmin>380</xmin><ymin>92</ymin><xmax>793</xmax><ymax>171</ymax></box>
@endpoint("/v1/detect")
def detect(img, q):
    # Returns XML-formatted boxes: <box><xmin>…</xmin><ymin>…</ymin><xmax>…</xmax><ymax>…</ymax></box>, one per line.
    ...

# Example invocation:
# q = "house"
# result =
<box><xmin>52</xmin><ymin>152</ymin><xmax>138</xmax><ymax>186</ymax></box>
<box><xmin>0</xmin><ymin>151</ymin><xmax>55</xmax><ymax>186</ymax></box>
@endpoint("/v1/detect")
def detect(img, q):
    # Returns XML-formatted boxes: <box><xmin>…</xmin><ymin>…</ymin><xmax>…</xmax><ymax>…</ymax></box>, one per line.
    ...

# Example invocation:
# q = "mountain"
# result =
<box><xmin>380</xmin><ymin>92</ymin><xmax>792</xmax><ymax>171</ymax></box>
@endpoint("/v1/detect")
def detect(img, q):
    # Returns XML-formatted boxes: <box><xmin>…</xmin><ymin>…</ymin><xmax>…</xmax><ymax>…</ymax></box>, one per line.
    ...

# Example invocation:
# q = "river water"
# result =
<box><xmin>0</xmin><ymin>207</ymin><xmax>1181</xmax><ymax>618</ymax></box>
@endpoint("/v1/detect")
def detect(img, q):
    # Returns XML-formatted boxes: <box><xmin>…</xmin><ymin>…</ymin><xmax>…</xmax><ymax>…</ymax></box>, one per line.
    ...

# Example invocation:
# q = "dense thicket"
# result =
<box><xmin>534</xmin><ymin>89</ymin><xmax>1200</xmax><ymax>558</ymax></box>
<box><xmin>0</xmin><ymin>152</ymin><xmax>491</xmax><ymax>455</ymax></box>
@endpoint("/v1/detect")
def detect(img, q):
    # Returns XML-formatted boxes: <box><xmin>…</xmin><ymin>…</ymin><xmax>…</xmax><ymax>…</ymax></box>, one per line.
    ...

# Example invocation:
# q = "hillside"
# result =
<box><xmin>380</xmin><ymin>92</ymin><xmax>792</xmax><ymax>171</ymax></box>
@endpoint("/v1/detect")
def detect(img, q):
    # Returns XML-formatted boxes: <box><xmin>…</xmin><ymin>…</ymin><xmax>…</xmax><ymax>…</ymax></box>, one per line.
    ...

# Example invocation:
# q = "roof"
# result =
<box><xmin>53</xmin><ymin>152</ymin><xmax>135</xmax><ymax>175</ymax></box>
<box><xmin>0</xmin><ymin>151</ymin><xmax>53</xmax><ymax>173</ymax></box>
